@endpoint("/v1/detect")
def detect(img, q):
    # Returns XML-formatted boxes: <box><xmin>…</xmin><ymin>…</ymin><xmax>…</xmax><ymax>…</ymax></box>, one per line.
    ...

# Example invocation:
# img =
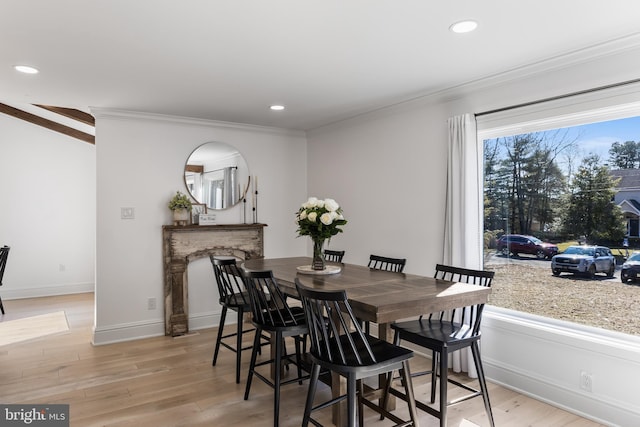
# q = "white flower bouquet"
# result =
<box><xmin>295</xmin><ymin>197</ymin><xmax>347</xmax><ymax>240</ymax></box>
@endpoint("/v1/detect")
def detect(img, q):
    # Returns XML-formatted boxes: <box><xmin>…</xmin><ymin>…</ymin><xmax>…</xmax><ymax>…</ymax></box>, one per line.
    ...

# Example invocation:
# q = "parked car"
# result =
<box><xmin>620</xmin><ymin>252</ymin><xmax>640</xmax><ymax>283</ymax></box>
<box><xmin>551</xmin><ymin>245</ymin><xmax>615</xmax><ymax>278</ymax></box>
<box><xmin>496</xmin><ymin>234</ymin><xmax>559</xmax><ymax>259</ymax></box>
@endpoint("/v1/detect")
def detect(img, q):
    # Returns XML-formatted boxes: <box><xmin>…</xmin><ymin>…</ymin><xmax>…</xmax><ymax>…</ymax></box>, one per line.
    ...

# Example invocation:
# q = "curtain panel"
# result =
<box><xmin>444</xmin><ymin>113</ymin><xmax>483</xmax><ymax>376</ymax></box>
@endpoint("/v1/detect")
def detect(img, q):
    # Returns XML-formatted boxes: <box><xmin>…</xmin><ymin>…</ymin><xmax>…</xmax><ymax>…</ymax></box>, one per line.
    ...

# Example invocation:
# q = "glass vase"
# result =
<box><xmin>312</xmin><ymin>237</ymin><xmax>326</xmax><ymax>270</ymax></box>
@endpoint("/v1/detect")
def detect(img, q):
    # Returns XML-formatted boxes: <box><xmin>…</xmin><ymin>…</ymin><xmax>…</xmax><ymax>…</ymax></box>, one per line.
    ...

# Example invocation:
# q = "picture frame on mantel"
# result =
<box><xmin>191</xmin><ymin>203</ymin><xmax>206</xmax><ymax>224</ymax></box>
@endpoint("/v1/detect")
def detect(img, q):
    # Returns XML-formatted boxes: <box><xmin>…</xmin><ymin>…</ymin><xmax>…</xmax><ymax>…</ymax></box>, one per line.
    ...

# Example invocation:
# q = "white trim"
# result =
<box><xmin>92</xmin><ymin>319</ymin><xmax>165</xmax><ymax>346</ymax></box>
<box><xmin>92</xmin><ymin>311</ymin><xmax>223</xmax><ymax>346</ymax></box>
<box><xmin>485</xmin><ymin>305</ymin><xmax>640</xmax><ymax>355</ymax></box>
<box><xmin>483</xmin><ymin>306</ymin><xmax>640</xmax><ymax>426</ymax></box>
<box><xmin>310</xmin><ymin>33</ymin><xmax>640</xmax><ymax>134</ymax></box>
<box><xmin>1</xmin><ymin>283</ymin><xmax>94</xmax><ymax>300</ymax></box>
<box><xmin>477</xmin><ymin>85</ymin><xmax>640</xmax><ymax>139</ymax></box>
<box><xmin>618</xmin><ymin>199</ymin><xmax>640</xmax><ymax>216</ymax></box>
<box><xmin>90</xmin><ymin>107</ymin><xmax>306</xmax><ymax>137</ymax></box>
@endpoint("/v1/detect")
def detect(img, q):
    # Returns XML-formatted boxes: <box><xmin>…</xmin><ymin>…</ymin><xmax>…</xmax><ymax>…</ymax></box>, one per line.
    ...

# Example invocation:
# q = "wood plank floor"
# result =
<box><xmin>0</xmin><ymin>293</ymin><xmax>605</xmax><ymax>426</ymax></box>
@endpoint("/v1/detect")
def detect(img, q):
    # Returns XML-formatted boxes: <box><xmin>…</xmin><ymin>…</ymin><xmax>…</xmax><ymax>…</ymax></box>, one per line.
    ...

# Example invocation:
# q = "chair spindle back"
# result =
<box><xmin>295</xmin><ymin>278</ymin><xmax>377</xmax><ymax>366</ymax></box>
<box><xmin>0</xmin><ymin>246</ymin><xmax>9</xmax><ymax>285</ymax></box>
<box><xmin>431</xmin><ymin>264</ymin><xmax>494</xmax><ymax>336</ymax></box>
<box><xmin>368</xmin><ymin>254</ymin><xmax>406</xmax><ymax>273</ymax></box>
<box><xmin>244</xmin><ymin>270</ymin><xmax>304</xmax><ymax>328</ymax></box>
<box><xmin>210</xmin><ymin>256</ymin><xmax>248</xmax><ymax>305</ymax></box>
<box><xmin>324</xmin><ymin>249</ymin><xmax>345</xmax><ymax>263</ymax></box>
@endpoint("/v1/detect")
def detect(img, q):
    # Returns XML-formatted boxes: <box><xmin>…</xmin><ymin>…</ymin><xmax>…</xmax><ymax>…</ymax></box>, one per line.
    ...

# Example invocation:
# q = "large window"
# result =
<box><xmin>481</xmin><ymin>107</ymin><xmax>640</xmax><ymax>337</ymax></box>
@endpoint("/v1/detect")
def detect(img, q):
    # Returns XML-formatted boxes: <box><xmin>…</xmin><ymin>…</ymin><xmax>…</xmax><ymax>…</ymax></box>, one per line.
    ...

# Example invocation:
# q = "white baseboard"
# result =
<box><xmin>92</xmin><ymin>311</ymin><xmax>223</xmax><ymax>346</ymax></box>
<box><xmin>2</xmin><ymin>283</ymin><xmax>94</xmax><ymax>300</ymax></box>
<box><xmin>92</xmin><ymin>319</ymin><xmax>165</xmax><ymax>345</ymax></box>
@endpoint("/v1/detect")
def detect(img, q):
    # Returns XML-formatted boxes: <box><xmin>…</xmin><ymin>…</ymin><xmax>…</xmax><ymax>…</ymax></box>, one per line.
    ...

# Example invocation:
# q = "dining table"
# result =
<box><xmin>242</xmin><ymin>256</ymin><xmax>491</xmax><ymax>426</ymax></box>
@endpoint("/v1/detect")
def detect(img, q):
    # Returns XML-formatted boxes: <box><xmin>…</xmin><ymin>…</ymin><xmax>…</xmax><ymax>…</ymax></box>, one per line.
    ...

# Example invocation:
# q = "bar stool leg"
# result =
<box><xmin>235</xmin><ymin>308</ymin><xmax>244</xmax><ymax>384</ymax></box>
<box><xmin>471</xmin><ymin>342</ymin><xmax>495</xmax><ymax>427</ymax></box>
<box><xmin>212</xmin><ymin>306</ymin><xmax>227</xmax><ymax>366</ymax></box>
<box><xmin>273</xmin><ymin>331</ymin><xmax>283</xmax><ymax>427</ymax></box>
<box><xmin>439</xmin><ymin>349</ymin><xmax>448</xmax><ymax>427</ymax></box>
<box><xmin>244</xmin><ymin>327</ymin><xmax>262</xmax><ymax>400</ymax></box>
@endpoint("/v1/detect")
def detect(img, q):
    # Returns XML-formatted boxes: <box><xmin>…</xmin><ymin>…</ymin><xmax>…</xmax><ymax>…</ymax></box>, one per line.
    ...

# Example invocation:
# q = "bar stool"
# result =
<box><xmin>385</xmin><ymin>264</ymin><xmax>495</xmax><ymax>427</ymax></box>
<box><xmin>243</xmin><ymin>269</ymin><xmax>309</xmax><ymax>427</ymax></box>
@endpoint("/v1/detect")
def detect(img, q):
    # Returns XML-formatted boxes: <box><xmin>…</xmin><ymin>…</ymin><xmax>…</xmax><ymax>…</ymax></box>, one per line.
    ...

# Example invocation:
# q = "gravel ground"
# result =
<box><xmin>486</xmin><ymin>261</ymin><xmax>640</xmax><ymax>336</ymax></box>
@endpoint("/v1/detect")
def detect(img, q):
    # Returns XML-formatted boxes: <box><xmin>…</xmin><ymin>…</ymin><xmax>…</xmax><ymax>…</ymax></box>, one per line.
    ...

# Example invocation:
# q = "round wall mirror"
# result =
<box><xmin>184</xmin><ymin>142</ymin><xmax>250</xmax><ymax>210</ymax></box>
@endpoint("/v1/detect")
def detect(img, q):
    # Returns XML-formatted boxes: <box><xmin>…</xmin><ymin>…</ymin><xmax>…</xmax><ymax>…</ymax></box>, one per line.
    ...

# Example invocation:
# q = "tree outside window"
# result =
<box><xmin>483</xmin><ymin>116</ymin><xmax>639</xmax><ymax>337</ymax></box>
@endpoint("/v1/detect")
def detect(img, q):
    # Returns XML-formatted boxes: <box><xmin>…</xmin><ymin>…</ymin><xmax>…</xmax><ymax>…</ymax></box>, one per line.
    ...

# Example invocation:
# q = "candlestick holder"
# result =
<box><xmin>243</xmin><ymin>198</ymin><xmax>247</xmax><ymax>224</ymax></box>
<box><xmin>253</xmin><ymin>190</ymin><xmax>258</xmax><ymax>224</ymax></box>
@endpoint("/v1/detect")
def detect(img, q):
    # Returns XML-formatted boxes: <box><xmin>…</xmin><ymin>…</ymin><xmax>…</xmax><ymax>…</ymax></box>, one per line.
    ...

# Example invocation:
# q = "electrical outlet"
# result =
<box><xmin>147</xmin><ymin>297</ymin><xmax>157</xmax><ymax>310</ymax></box>
<box><xmin>580</xmin><ymin>370</ymin><xmax>593</xmax><ymax>392</ymax></box>
<box><xmin>121</xmin><ymin>207</ymin><xmax>135</xmax><ymax>219</ymax></box>
<box><xmin>59</xmin><ymin>264</ymin><xmax>66</xmax><ymax>272</ymax></box>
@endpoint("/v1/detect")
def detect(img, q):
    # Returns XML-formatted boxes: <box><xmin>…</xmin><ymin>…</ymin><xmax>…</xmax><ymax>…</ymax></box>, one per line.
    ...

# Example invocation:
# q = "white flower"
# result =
<box><xmin>324</xmin><ymin>198</ymin><xmax>339</xmax><ymax>212</ymax></box>
<box><xmin>299</xmin><ymin>210</ymin><xmax>307</xmax><ymax>220</ymax></box>
<box><xmin>308</xmin><ymin>212</ymin><xmax>317</xmax><ymax>222</ymax></box>
<box><xmin>320</xmin><ymin>213</ymin><xmax>333</xmax><ymax>225</ymax></box>
<box><xmin>303</xmin><ymin>197</ymin><xmax>319</xmax><ymax>209</ymax></box>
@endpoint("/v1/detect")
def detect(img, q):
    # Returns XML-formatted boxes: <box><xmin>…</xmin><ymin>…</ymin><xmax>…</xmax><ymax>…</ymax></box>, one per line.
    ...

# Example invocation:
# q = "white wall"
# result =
<box><xmin>306</xmin><ymin>37</ymin><xmax>640</xmax><ymax>426</ymax></box>
<box><xmin>0</xmin><ymin>113</ymin><xmax>95</xmax><ymax>299</ymax></box>
<box><xmin>92</xmin><ymin>110</ymin><xmax>307</xmax><ymax>344</ymax></box>
<box><xmin>307</xmin><ymin>101</ymin><xmax>448</xmax><ymax>273</ymax></box>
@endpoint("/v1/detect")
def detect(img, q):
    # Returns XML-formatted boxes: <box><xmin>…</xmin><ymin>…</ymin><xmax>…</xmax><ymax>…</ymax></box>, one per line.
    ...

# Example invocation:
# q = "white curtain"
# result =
<box><xmin>443</xmin><ymin>113</ymin><xmax>484</xmax><ymax>377</ymax></box>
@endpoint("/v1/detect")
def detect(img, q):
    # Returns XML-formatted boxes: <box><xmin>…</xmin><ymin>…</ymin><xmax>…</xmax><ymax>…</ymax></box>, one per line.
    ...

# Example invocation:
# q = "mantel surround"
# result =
<box><xmin>162</xmin><ymin>223</ymin><xmax>266</xmax><ymax>336</ymax></box>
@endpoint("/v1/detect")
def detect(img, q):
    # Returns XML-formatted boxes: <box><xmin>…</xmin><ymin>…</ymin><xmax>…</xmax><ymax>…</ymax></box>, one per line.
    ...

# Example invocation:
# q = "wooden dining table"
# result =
<box><xmin>242</xmin><ymin>256</ymin><xmax>491</xmax><ymax>426</ymax></box>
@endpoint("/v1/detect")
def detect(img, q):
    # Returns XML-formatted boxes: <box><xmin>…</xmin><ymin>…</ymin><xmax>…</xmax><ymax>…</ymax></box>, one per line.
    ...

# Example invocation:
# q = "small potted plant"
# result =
<box><xmin>168</xmin><ymin>191</ymin><xmax>193</xmax><ymax>225</ymax></box>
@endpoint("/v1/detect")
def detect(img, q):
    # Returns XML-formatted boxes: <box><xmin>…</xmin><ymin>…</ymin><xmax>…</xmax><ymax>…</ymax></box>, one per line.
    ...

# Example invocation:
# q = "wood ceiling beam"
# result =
<box><xmin>34</xmin><ymin>104</ymin><xmax>95</xmax><ymax>126</ymax></box>
<box><xmin>0</xmin><ymin>103</ymin><xmax>95</xmax><ymax>144</ymax></box>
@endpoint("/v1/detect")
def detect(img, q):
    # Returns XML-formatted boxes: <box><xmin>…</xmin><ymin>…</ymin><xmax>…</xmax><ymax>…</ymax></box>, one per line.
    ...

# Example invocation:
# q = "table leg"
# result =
<box><xmin>378</xmin><ymin>322</ymin><xmax>396</xmax><ymax>411</ymax></box>
<box><xmin>331</xmin><ymin>371</ymin><xmax>348</xmax><ymax>426</ymax></box>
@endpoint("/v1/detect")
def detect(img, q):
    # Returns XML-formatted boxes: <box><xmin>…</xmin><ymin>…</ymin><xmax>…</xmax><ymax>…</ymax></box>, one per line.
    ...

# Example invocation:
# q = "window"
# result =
<box><xmin>479</xmin><ymin>94</ymin><xmax>640</xmax><ymax>338</ymax></box>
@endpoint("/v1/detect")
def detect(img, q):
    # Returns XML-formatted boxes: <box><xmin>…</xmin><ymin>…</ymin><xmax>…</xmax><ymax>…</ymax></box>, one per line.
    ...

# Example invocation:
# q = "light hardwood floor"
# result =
<box><xmin>0</xmin><ymin>293</ymin><xmax>605</xmax><ymax>427</ymax></box>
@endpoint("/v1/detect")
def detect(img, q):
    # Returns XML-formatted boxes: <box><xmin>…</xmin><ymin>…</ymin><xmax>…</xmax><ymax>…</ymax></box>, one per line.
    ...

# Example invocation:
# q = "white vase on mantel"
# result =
<box><xmin>172</xmin><ymin>208</ymin><xmax>190</xmax><ymax>226</ymax></box>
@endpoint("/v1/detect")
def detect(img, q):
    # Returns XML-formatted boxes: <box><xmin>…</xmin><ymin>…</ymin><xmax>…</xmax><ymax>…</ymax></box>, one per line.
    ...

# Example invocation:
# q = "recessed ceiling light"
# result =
<box><xmin>270</xmin><ymin>105</ymin><xmax>285</xmax><ymax>111</ymax></box>
<box><xmin>449</xmin><ymin>20</ymin><xmax>478</xmax><ymax>34</ymax></box>
<box><xmin>14</xmin><ymin>65</ymin><xmax>39</xmax><ymax>74</ymax></box>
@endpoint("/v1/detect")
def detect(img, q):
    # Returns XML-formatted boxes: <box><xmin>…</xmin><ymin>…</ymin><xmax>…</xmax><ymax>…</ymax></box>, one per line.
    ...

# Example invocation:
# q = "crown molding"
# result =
<box><xmin>309</xmin><ymin>32</ymin><xmax>640</xmax><ymax>134</ymax></box>
<box><xmin>90</xmin><ymin>107</ymin><xmax>306</xmax><ymax>137</ymax></box>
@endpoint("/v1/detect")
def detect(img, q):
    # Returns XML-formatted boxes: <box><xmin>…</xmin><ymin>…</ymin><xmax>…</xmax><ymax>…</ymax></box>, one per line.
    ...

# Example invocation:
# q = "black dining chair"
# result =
<box><xmin>363</xmin><ymin>254</ymin><xmax>407</xmax><ymax>334</ymax></box>
<box><xmin>368</xmin><ymin>254</ymin><xmax>406</xmax><ymax>273</ymax></box>
<box><xmin>210</xmin><ymin>256</ymin><xmax>268</xmax><ymax>384</ymax></box>
<box><xmin>243</xmin><ymin>269</ymin><xmax>309</xmax><ymax>427</ymax></box>
<box><xmin>295</xmin><ymin>278</ymin><xmax>419</xmax><ymax>427</ymax></box>
<box><xmin>384</xmin><ymin>264</ymin><xmax>495</xmax><ymax>427</ymax></box>
<box><xmin>324</xmin><ymin>249</ymin><xmax>345</xmax><ymax>263</ymax></box>
<box><xmin>0</xmin><ymin>246</ymin><xmax>10</xmax><ymax>314</ymax></box>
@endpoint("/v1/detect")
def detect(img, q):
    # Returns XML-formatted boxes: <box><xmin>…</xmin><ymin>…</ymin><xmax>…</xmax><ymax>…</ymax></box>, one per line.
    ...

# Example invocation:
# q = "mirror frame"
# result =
<box><xmin>183</xmin><ymin>141</ymin><xmax>250</xmax><ymax>210</ymax></box>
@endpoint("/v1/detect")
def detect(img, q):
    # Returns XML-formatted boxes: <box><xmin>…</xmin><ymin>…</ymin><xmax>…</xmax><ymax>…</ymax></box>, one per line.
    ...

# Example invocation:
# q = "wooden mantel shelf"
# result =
<box><xmin>162</xmin><ymin>223</ymin><xmax>266</xmax><ymax>336</ymax></box>
<box><xmin>162</xmin><ymin>223</ymin><xmax>267</xmax><ymax>231</ymax></box>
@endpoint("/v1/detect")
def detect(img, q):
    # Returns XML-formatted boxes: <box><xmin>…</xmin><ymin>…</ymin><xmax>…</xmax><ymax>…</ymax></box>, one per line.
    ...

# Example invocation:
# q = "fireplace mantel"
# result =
<box><xmin>162</xmin><ymin>223</ymin><xmax>266</xmax><ymax>336</ymax></box>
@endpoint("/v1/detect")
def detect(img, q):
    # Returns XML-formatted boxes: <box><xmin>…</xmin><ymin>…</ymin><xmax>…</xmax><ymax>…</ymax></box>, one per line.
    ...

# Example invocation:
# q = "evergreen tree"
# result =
<box><xmin>608</xmin><ymin>140</ymin><xmax>640</xmax><ymax>169</ymax></box>
<box><xmin>561</xmin><ymin>154</ymin><xmax>625</xmax><ymax>242</ymax></box>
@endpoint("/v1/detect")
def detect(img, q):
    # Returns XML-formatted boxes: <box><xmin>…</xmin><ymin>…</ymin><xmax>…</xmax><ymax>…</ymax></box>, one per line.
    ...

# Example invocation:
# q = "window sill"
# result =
<box><xmin>484</xmin><ymin>304</ymin><xmax>640</xmax><ymax>355</ymax></box>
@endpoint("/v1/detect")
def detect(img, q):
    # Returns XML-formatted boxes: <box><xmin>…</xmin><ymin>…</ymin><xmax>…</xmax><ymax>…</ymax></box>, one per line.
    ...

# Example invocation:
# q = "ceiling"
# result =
<box><xmin>2</xmin><ymin>1</ymin><xmax>640</xmax><ymax>131</ymax></box>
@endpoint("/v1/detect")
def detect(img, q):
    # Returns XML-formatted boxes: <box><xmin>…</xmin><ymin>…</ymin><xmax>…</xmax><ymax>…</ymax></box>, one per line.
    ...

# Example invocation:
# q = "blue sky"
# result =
<box><xmin>485</xmin><ymin>115</ymin><xmax>640</xmax><ymax>171</ymax></box>
<box><xmin>561</xmin><ymin>115</ymin><xmax>640</xmax><ymax>164</ymax></box>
